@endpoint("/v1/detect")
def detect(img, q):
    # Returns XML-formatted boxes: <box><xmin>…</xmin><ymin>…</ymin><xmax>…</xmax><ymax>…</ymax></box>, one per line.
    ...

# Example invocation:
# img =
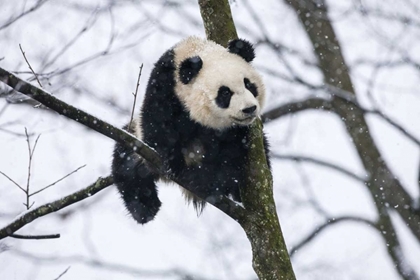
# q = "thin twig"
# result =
<box><xmin>262</xmin><ymin>97</ymin><xmax>332</xmax><ymax>123</ymax></box>
<box><xmin>129</xmin><ymin>64</ymin><xmax>143</xmax><ymax>129</ymax></box>
<box><xmin>0</xmin><ymin>0</ymin><xmax>50</xmax><ymax>31</ymax></box>
<box><xmin>0</xmin><ymin>176</ymin><xmax>114</xmax><ymax>240</ymax></box>
<box><xmin>54</xmin><ymin>266</ymin><xmax>71</xmax><ymax>280</ymax></box>
<box><xmin>290</xmin><ymin>216</ymin><xmax>376</xmax><ymax>257</ymax></box>
<box><xmin>27</xmin><ymin>201</ymin><xmax>35</xmax><ymax>209</ymax></box>
<box><xmin>0</xmin><ymin>67</ymin><xmax>163</xmax><ymax>170</ymax></box>
<box><xmin>0</xmin><ymin>171</ymin><xmax>26</xmax><ymax>193</ymax></box>
<box><xmin>31</xmin><ymin>134</ymin><xmax>42</xmax><ymax>158</ymax></box>
<box><xmin>367</xmin><ymin>109</ymin><xmax>420</xmax><ymax>147</ymax></box>
<box><xmin>272</xmin><ymin>153</ymin><xmax>367</xmax><ymax>182</ymax></box>
<box><xmin>30</xmin><ymin>164</ymin><xmax>86</xmax><ymax>197</ymax></box>
<box><xmin>41</xmin><ymin>11</ymin><xmax>99</xmax><ymax>71</ymax></box>
<box><xmin>19</xmin><ymin>44</ymin><xmax>43</xmax><ymax>88</ymax></box>
<box><xmin>10</xmin><ymin>233</ymin><xmax>60</xmax><ymax>240</ymax></box>
<box><xmin>24</xmin><ymin>128</ymin><xmax>34</xmax><ymax>209</ymax></box>
<box><xmin>0</xmin><ymin>127</ymin><xmax>33</xmax><ymax>137</ymax></box>
<box><xmin>12</xmin><ymin>250</ymin><xmax>206</xmax><ymax>279</ymax></box>
<box><xmin>325</xmin><ymin>84</ymin><xmax>420</xmax><ymax>147</ymax></box>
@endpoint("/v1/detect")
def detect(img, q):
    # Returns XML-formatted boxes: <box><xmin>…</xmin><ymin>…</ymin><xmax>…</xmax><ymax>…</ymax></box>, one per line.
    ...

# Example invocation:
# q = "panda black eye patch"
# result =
<box><xmin>244</xmin><ymin>78</ymin><xmax>258</xmax><ymax>97</ymax></box>
<box><xmin>216</xmin><ymin>86</ymin><xmax>233</xmax><ymax>109</ymax></box>
<box><xmin>179</xmin><ymin>56</ymin><xmax>203</xmax><ymax>84</ymax></box>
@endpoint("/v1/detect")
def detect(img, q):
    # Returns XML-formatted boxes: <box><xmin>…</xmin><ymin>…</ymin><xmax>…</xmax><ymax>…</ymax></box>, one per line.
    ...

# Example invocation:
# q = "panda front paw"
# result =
<box><xmin>126</xmin><ymin>198</ymin><xmax>161</xmax><ymax>224</ymax></box>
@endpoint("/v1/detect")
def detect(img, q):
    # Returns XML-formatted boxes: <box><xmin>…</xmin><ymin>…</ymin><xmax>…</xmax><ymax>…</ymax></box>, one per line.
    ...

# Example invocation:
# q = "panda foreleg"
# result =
<box><xmin>179</xmin><ymin>163</ymin><xmax>242</xmax><ymax>206</ymax></box>
<box><xmin>112</xmin><ymin>135</ymin><xmax>161</xmax><ymax>224</ymax></box>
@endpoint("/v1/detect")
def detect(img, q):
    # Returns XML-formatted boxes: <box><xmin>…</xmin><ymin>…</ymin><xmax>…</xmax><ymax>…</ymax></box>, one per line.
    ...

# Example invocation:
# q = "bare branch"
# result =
<box><xmin>29</xmin><ymin>164</ymin><xmax>86</xmax><ymax>197</ymax></box>
<box><xmin>12</xmin><ymin>249</ymin><xmax>208</xmax><ymax>279</ymax></box>
<box><xmin>129</xmin><ymin>64</ymin><xmax>143</xmax><ymax>129</ymax></box>
<box><xmin>0</xmin><ymin>176</ymin><xmax>113</xmax><ymax>240</ymax></box>
<box><xmin>290</xmin><ymin>216</ymin><xmax>376</xmax><ymax>257</ymax></box>
<box><xmin>23</xmin><ymin>128</ymin><xmax>40</xmax><ymax>209</ymax></box>
<box><xmin>31</xmin><ymin>133</ymin><xmax>41</xmax><ymax>158</ymax></box>
<box><xmin>262</xmin><ymin>98</ymin><xmax>332</xmax><ymax>123</ymax></box>
<box><xmin>0</xmin><ymin>0</ymin><xmax>50</xmax><ymax>31</ymax></box>
<box><xmin>19</xmin><ymin>44</ymin><xmax>43</xmax><ymax>88</ymax></box>
<box><xmin>323</xmin><ymin>84</ymin><xmax>420</xmax><ymax>148</ymax></box>
<box><xmin>41</xmin><ymin>11</ymin><xmax>99</xmax><ymax>71</ymax></box>
<box><xmin>54</xmin><ymin>266</ymin><xmax>71</xmax><ymax>280</ymax></box>
<box><xmin>366</xmin><ymin>109</ymin><xmax>420</xmax><ymax>147</ymax></box>
<box><xmin>10</xmin><ymin>233</ymin><xmax>60</xmax><ymax>240</ymax></box>
<box><xmin>27</xmin><ymin>201</ymin><xmax>35</xmax><ymax>210</ymax></box>
<box><xmin>0</xmin><ymin>67</ymin><xmax>163</xmax><ymax>172</ymax></box>
<box><xmin>0</xmin><ymin>170</ymin><xmax>26</xmax><ymax>193</ymax></box>
<box><xmin>0</xmin><ymin>127</ymin><xmax>33</xmax><ymax>137</ymax></box>
<box><xmin>272</xmin><ymin>153</ymin><xmax>367</xmax><ymax>183</ymax></box>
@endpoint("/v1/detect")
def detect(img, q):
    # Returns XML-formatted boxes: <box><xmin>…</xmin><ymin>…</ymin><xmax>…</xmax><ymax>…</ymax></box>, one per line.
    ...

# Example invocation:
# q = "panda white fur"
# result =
<box><xmin>112</xmin><ymin>36</ymin><xmax>270</xmax><ymax>224</ymax></box>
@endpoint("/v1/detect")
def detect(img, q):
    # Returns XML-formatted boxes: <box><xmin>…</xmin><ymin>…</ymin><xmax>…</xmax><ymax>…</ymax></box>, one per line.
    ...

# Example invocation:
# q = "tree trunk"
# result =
<box><xmin>198</xmin><ymin>1</ymin><xmax>296</xmax><ymax>279</ymax></box>
<box><xmin>284</xmin><ymin>0</ymin><xmax>420</xmax><ymax>278</ymax></box>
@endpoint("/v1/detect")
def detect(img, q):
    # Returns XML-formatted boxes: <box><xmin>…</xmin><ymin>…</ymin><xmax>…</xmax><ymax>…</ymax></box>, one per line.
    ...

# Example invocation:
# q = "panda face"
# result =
<box><xmin>174</xmin><ymin>37</ymin><xmax>265</xmax><ymax>130</ymax></box>
<box><xmin>204</xmin><ymin>62</ymin><xmax>261</xmax><ymax>128</ymax></box>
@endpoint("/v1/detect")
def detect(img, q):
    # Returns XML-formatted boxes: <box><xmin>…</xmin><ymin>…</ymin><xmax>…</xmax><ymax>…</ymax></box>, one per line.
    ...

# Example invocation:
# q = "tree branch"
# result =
<box><xmin>9</xmin><ymin>233</ymin><xmax>60</xmax><ymax>240</ymax></box>
<box><xmin>262</xmin><ymin>97</ymin><xmax>332</xmax><ymax>123</ymax></box>
<box><xmin>53</xmin><ymin>266</ymin><xmax>71</xmax><ymax>280</ymax></box>
<box><xmin>366</xmin><ymin>108</ymin><xmax>420</xmax><ymax>147</ymax></box>
<box><xmin>0</xmin><ymin>67</ymin><xmax>163</xmax><ymax>172</ymax></box>
<box><xmin>0</xmin><ymin>176</ymin><xmax>113</xmax><ymax>240</ymax></box>
<box><xmin>0</xmin><ymin>0</ymin><xmax>50</xmax><ymax>31</ymax></box>
<box><xmin>273</xmin><ymin>153</ymin><xmax>367</xmax><ymax>183</ymax></box>
<box><xmin>290</xmin><ymin>216</ymin><xmax>376</xmax><ymax>257</ymax></box>
<box><xmin>11</xmin><ymin>249</ymin><xmax>209</xmax><ymax>280</ymax></box>
<box><xmin>29</xmin><ymin>164</ymin><xmax>86</xmax><ymax>197</ymax></box>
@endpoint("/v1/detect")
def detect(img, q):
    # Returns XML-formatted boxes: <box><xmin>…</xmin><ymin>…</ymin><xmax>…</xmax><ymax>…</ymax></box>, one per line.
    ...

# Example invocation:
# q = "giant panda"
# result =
<box><xmin>112</xmin><ymin>36</ymin><xmax>270</xmax><ymax>224</ymax></box>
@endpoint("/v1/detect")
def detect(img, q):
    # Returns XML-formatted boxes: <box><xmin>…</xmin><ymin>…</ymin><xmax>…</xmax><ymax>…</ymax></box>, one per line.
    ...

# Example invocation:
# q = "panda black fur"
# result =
<box><xmin>112</xmin><ymin>37</ymin><xmax>270</xmax><ymax>224</ymax></box>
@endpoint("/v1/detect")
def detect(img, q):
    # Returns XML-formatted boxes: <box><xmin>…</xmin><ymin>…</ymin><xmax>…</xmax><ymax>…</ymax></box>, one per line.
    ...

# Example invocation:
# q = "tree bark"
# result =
<box><xmin>198</xmin><ymin>1</ymin><xmax>296</xmax><ymax>279</ymax></box>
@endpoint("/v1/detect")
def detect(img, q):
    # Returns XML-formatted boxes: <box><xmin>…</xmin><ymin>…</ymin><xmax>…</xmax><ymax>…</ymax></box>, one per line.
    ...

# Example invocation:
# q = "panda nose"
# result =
<box><xmin>242</xmin><ymin>105</ymin><xmax>257</xmax><ymax>114</ymax></box>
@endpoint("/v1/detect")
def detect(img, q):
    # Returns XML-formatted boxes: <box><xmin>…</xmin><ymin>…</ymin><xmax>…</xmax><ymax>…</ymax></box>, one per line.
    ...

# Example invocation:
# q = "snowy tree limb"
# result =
<box><xmin>0</xmin><ymin>176</ymin><xmax>113</xmax><ymax>240</ymax></box>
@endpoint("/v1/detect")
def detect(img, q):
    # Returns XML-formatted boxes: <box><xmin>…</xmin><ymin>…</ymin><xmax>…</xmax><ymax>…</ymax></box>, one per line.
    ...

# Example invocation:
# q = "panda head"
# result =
<box><xmin>174</xmin><ymin>37</ymin><xmax>265</xmax><ymax>130</ymax></box>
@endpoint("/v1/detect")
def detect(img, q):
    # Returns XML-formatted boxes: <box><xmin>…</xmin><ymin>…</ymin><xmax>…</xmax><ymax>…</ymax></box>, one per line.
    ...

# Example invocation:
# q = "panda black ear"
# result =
<box><xmin>228</xmin><ymin>39</ymin><xmax>255</xmax><ymax>62</ymax></box>
<box><xmin>179</xmin><ymin>56</ymin><xmax>203</xmax><ymax>84</ymax></box>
